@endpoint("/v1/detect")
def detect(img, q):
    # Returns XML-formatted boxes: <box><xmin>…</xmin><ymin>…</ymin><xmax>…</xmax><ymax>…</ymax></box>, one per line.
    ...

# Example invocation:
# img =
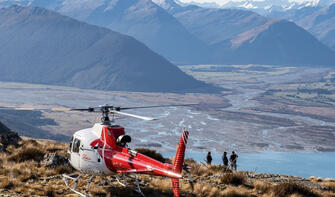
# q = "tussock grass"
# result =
<box><xmin>8</xmin><ymin>147</ymin><xmax>45</xmax><ymax>162</ymax></box>
<box><xmin>271</xmin><ymin>182</ymin><xmax>321</xmax><ymax>197</ymax></box>
<box><xmin>322</xmin><ymin>181</ymin><xmax>335</xmax><ymax>192</ymax></box>
<box><xmin>0</xmin><ymin>178</ymin><xmax>16</xmax><ymax>189</ymax></box>
<box><xmin>220</xmin><ymin>172</ymin><xmax>246</xmax><ymax>186</ymax></box>
<box><xmin>193</xmin><ymin>182</ymin><xmax>222</xmax><ymax>197</ymax></box>
<box><xmin>222</xmin><ymin>187</ymin><xmax>255</xmax><ymax>197</ymax></box>
<box><xmin>209</xmin><ymin>165</ymin><xmax>230</xmax><ymax>173</ymax></box>
<box><xmin>0</xmin><ymin>138</ymin><xmax>333</xmax><ymax>197</ymax></box>
<box><xmin>253</xmin><ymin>180</ymin><xmax>271</xmax><ymax>194</ymax></box>
<box><xmin>55</xmin><ymin>165</ymin><xmax>74</xmax><ymax>174</ymax></box>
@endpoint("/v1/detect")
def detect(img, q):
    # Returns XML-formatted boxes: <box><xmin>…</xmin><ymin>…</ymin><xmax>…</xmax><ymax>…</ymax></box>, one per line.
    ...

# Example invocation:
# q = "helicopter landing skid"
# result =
<box><xmin>63</xmin><ymin>174</ymin><xmax>95</xmax><ymax>197</ymax></box>
<box><xmin>115</xmin><ymin>174</ymin><xmax>145</xmax><ymax>197</ymax></box>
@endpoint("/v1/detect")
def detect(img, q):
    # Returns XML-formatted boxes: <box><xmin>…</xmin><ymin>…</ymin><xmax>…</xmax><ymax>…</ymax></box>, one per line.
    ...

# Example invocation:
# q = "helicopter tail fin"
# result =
<box><xmin>172</xmin><ymin>130</ymin><xmax>189</xmax><ymax>174</ymax></box>
<box><xmin>171</xmin><ymin>130</ymin><xmax>189</xmax><ymax>197</ymax></box>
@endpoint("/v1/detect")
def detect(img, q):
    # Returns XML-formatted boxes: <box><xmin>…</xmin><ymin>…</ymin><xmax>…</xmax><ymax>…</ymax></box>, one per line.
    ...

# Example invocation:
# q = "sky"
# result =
<box><xmin>179</xmin><ymin>0</ymin><xmax>318</xmax><ymax>6</ymax></box>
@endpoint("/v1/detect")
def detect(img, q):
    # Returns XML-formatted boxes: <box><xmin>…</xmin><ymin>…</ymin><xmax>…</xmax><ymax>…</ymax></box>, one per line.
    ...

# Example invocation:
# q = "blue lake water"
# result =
<box><xmin>161</xmin><ymin>151</ymin><xmax>335</xmax><ymax>178</ymax></box>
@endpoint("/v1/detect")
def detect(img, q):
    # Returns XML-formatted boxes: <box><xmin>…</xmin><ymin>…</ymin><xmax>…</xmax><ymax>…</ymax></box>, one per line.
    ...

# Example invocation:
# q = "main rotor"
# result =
<box><xmin>71</xmin><ymin>105</ymin><xmax>156</xmax><ymax>125</ymax></box>
<box><xmin>0</xmin><ymin>103</ymin><xmax>196</xmax><ymax>125</ymax></box>
<box><xmin>70</xmin><ymin>104</ymin><xmax>196</xmax><ymax>125</ymax></box>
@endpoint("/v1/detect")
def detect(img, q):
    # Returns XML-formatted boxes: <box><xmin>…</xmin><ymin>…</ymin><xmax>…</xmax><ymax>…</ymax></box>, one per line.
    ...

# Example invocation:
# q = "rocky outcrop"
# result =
<box><xmin>42</xmin><ymin>152</ymin><xmax>69</xmax><ymax>168</ymax></box>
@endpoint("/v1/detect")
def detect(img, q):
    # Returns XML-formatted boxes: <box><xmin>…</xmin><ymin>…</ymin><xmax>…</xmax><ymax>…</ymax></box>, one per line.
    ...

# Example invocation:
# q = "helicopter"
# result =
<box><xmin>55</xmin><ymin>104</ymin><xmax>192</xmax><ymax>197</ymax></box>
<box><xmin>0</xmin><ymin>103</ymin><xmax>194</xmax><ymax>196</ymax></box>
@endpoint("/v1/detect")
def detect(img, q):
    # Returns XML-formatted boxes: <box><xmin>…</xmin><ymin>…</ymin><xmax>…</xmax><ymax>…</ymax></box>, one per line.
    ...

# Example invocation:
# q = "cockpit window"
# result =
<box><xmin>72</xmin><ymin>138</ymin><xmax>80</xmax><ymax>153</ymax></box>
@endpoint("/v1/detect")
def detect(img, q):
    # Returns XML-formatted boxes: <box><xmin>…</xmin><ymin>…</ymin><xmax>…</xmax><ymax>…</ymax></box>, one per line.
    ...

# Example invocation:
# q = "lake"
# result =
<box><xmin>161</xmin><ymin>151</ymin><xmax>335</xmax><ymax>178</ymax></box>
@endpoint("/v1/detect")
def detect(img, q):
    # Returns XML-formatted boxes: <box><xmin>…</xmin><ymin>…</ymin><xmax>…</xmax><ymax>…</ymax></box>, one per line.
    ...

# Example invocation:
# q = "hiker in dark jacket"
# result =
<box><xmin>230</xmin><ymin>151</ymin><xmax>238</xmax><ymax>171</ymax></box>
<box><xmin>222</xmin><ymin>151</ymin><xmax>228</xmax><ymax>166</ymax></box>
<box><xmin>206</xmin><ymin>151</ymin><xmax>212</xmax><ymax>165</ymax></box>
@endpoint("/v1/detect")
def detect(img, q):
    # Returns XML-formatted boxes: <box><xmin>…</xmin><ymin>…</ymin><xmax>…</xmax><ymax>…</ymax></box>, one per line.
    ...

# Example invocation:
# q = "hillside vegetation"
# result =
<box><xmin>1</xmin><ymin>138</ymin><xmax>335</xmax><ymax>196</ymax></box>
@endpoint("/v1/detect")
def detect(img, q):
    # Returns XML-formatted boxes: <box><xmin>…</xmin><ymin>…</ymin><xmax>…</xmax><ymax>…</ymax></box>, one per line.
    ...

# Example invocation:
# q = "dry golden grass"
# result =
<box><xmin>0</xmin><ymin>138</ymin><xmax>334</xmax><ymax>197</ymax></box>
<box><xmin>271</xmin><ymin>182</ymin><xmax>321</xmax><ymax>197</ymax></box>
<box><xmin>220</xmin><ymin>172</ymin><xmax>246</xmax><ymax>186</ymax></box>
<box><xmin>254</xmin><ymin>180</ymin><xmax>271</xmax><ymax>194</ymax></box>
<box><xmin>322</xmin><ymin>181</ymin><xmax>335</xmax><ymax>192</ymax></box>
<box><xmin>0</xmin><ymin>177</ymin><xmax>17</xmax><ymax>189</ymax></box>
<box><xmin>8</xmin><ymin>147</ymin><xmax>45</xmax><ymax>162</ymax></box>
<box><xmin>222</xmin><ymin>187</ymin><xmax>255</xmax><ymax>197</ymax></box>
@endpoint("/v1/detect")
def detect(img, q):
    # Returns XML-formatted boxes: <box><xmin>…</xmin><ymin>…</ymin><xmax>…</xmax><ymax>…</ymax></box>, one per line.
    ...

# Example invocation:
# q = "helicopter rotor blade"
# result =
<box><xmin>0</xmin><ymin>106</ymin><xmax>72</xmax><ymax>111</ymax></box>
<box><xmin>111</xmin><ymin>110</ymin><xmax>157</xmax><ymax>121</ymax></box>
<box><xmin>70</xmin><ymin>107</ymin><xmax>98</xmax><ymax>112</ymax></box>
<box><xmin>119</xmin><ymin>104</ymin><xmax>197</xmax><ymax>111</ymax></box>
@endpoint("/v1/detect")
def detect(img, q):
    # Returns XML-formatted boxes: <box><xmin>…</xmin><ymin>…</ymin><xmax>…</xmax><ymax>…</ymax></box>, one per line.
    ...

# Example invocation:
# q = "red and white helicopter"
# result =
<box><xmin>61</xmin><ymin>104</ymin><xmax>192</xmax><ymax>197</ymax></box>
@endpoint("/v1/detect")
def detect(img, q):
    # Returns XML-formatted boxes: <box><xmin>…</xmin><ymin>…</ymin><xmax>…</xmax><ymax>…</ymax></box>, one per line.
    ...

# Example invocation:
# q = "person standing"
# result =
<box><xmin>206</xmin><ymin>151</ymin><xmax>212</xmax><ymax>165</ymax></box>
<box><xmin>222</xmin><ymin>151</ymin><xmax>228</xmax><ymax>166</ymax></box>
<box><xmin>230</xmin><ymin>151</ymin><xmax>238</xmax><ymax>171</ymax></box>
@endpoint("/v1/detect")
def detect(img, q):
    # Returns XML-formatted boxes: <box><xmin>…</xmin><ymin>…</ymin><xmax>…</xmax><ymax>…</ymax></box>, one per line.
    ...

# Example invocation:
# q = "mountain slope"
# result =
<box><xmin>0</xmin><ymin>5</ymin><xmax>214</xmax><ymax>93</ymax></box>
<box><xmin>173</xmin><ymin>6</ymin><xmax>268</xmax><ymax>45</ymax></box>
<box><xmin>0</xmin><ymin>0</ymin><xmax>210</xmax><ymax>63</ymax></box>
<box><xmin>255</xmin><ymin>3</ymin><xmax>335</xmax><ymax>51</ymax></box>
<box><xmin>215</xmin><ymin>20</ymin><xmax>335</xmax><ymax>66</ymax></box>
<box><xmin>295</xmin><ymin>3</ymin><xmax>335</xmax><ymax>50</ymax></box>
<box><xmin>155</xmin><ymin>1</ymin><xmax>335</xmax><ymax>66</ymax></box>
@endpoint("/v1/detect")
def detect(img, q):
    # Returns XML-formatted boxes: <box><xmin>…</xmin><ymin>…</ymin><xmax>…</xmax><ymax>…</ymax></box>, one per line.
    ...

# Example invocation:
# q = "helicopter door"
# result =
<box><xmin>70</xmin><ymin>138</ymin><xmax>81</xmax><ymax>170</ymax></box>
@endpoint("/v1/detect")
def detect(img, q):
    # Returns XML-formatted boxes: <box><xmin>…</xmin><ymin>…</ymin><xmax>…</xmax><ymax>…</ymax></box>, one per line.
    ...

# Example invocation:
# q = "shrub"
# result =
<box><xmin>135</xmin><ymin>148</ymin><xmax>166</xmax><ymax>163</ymax></box>
<box><xmin>271</xmin><ymin>182</ymin><xmax>321</xmax><ymax>197</ymax></box>
<box><xmin>8</xmin><ymin>147</ymin><xmax>45</xmax><ymax>162</ymax></box>
<box><xmin>220</xmin><ymin>172</ymin><xmax>246</xmax><ymax>186</ymax></box>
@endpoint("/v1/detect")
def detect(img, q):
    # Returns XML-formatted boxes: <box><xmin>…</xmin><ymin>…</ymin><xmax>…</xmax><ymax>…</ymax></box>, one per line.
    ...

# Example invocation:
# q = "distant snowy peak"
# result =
<box><xmin>175</xmin><ymin>0</ymin><xmax>335</xmax><ymax>13</ymax></box>
<box><xmin>220</xmin><ymin>0</ymin><xmax>324</xmax><ymax>13</ymax></box>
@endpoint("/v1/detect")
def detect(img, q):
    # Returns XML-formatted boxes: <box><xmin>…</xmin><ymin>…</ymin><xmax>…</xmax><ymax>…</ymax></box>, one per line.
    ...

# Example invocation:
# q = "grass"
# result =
<box><xmin>220</xmin><ymin>172</ymin><xmax>246</xmax><ymax>186</ymax></box>
<box><xmin>8</xmin><ymin>147</ymin><xmax>45</xmax><ymax>162</ymax></box>
<box><xmin>271</xmin><ymin>182</ymin><xmax>321</xmax><ymax>197</ymax></box>
<box><xmin>55</xmin><ymin>165</ymin><xmax>74</xmax><ymax>174</ymax></box>
<box><xmin>0</xmin><ymin>138</ymin><xmax>334</xmax><ymax>197</ymax></box>
<box><xmin>0</xmin><ymin>178</ymin><xmax>16</xmax><ymax>189</ymax></box>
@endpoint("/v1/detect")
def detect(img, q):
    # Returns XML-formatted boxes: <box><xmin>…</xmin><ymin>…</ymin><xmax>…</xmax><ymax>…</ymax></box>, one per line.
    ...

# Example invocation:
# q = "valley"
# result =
<box><xmin>1</xmin><ymin>65</ymin><xmax>335</xmax><ymax>153</ymax></box>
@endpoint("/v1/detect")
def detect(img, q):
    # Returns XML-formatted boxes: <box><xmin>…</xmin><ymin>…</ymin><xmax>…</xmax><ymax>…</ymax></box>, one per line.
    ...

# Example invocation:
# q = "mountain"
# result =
<box><xmin>214</xmin><ymin>20</ymin><xmax>335</xmax><ymax>66</ymax></box>
<box><xmin>0</xmin><ymin>5</ymin><xmax>215</xmax><ymax>93</ymax></box>
<box><xmin>155</xmin><ymin>1</ymin><xmax>335</xmax><ymax>66</ymax></box>
<box><xmin>268</xmin><ymin>3</ymin><xmax>335</xmax><ymax>51</ymax></box>
<box><xmin>166</xmin><ymin>3</ymin><xmax>269</xmax><ymax>45</ymax></box>
<box><xmin>0</xmin><ymin>0</ymin><xmax>210</xmax><ymax>64</ymax></box>
<box><xmin>294</xmin><ymin>3</ymin><xmax>335</xmax><ymax>51</ymax></box>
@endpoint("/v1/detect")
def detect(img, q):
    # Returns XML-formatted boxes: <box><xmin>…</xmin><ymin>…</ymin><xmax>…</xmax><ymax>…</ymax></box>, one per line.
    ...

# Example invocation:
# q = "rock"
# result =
<box><xmin>0</xmin><ymin>132</ymin><xmax>21</xmax><ymax>148</ymax></box>
<box><xmin>42</xmin><ymin>152</ymin><xmax>68</xmax><ymax>168</ymax></box>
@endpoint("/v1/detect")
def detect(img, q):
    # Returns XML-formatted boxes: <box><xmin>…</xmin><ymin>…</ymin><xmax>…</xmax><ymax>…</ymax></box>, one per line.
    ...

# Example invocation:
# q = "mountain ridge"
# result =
<box><xmin>0</xmin><ymin>5</ymin><xmax>217</xmax><ymax>93</ymax></box>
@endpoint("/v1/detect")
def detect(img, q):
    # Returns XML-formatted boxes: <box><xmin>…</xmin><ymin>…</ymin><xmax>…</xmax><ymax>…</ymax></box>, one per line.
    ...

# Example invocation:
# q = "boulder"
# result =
<box><xmin>42</xmin><ymin>152</ymin><xmax>68</xmax><ymax>168</ymax></box>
